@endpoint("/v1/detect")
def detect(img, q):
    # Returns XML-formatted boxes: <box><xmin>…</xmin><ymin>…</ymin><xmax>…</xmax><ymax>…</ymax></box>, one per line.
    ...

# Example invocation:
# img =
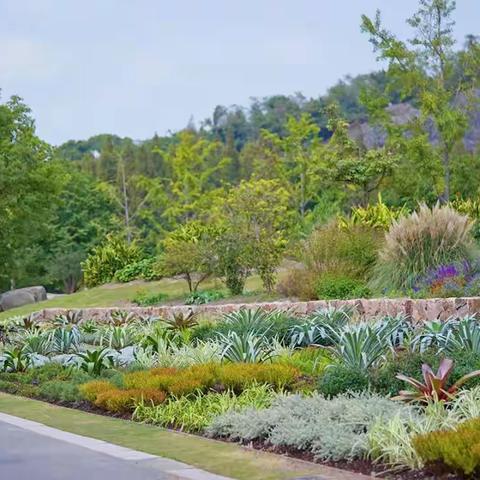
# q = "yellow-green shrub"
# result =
<box><xmin>216</xmin><ymin>363</ymin><xmax>298</xmax><ymax>391</ymax></box>
<box><xmin>94</xmin><ymin>387</ymin><xmax>166</xmax><ymax>413</ymax></box>
<box><xmin>123</xmin><ymin>370</ymin><xmax>168</xmax><ymax>390</ymax></box>
<box><xmin>79</xmin><ymin>380</ymin><xmax>114</xmax><ymax>402</ymax></box>
<box><xmin>413</xmin><ymin>418</ymin><xmax>480</xmax><ymax>475</ymax></box>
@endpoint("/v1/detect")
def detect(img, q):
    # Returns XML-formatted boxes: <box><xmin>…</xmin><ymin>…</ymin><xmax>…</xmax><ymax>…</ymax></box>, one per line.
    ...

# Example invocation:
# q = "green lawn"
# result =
<box><xmin>0</xmin><ymin>273</ymin><xmax>284</xmax><ymax>321</ymax></box>
<box><xmin>0</xmin><ymin>393</ymin><xmax>327</xmax><ymax>480</ymax></box>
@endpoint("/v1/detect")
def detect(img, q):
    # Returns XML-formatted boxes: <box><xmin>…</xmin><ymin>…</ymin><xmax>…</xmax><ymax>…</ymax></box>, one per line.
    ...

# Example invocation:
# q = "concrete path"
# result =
<box><xmin>0</xmin><ymin>413</ymin><xmax>231</xmax><ymax>480</ymax></box>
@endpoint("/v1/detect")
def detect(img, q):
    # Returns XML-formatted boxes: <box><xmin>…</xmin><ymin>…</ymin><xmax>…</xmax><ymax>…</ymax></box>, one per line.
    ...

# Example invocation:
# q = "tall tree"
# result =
<box><xmin>361</xmin><ymin>0</ymin><xmax>478</xmax><ymax>202</ymax></box>
<box><xmin>0</xmin><ymin>95</ymin><xmax>66</xmax><ymax>290</ymax></box>
<box><xmin>262</xmin><ymin>114</ymin><xmax>321</xmax><ymax>218</ymax></box>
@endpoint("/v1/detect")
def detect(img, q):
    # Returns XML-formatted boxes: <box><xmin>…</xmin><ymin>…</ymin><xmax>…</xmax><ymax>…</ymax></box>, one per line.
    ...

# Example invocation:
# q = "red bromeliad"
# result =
<box><xmin>393</xmin><ymin>358</ymin><xmax>480</xmax><ymax>403</ymax></box>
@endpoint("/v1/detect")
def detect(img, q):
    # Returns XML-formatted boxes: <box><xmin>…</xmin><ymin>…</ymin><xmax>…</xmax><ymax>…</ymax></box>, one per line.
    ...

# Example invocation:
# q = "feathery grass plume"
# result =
<box><xmin>371</xmin><ymin>203</ymin><xmax>477</xmax><ymax>291</ymax></box>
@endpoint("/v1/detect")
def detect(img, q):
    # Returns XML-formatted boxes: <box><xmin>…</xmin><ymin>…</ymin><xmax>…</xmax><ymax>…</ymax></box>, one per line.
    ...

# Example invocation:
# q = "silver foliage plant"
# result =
<box><xmin>206</xmin><ymin>392</ymin><xmax>405</xmax><ymax>462</ymax></box>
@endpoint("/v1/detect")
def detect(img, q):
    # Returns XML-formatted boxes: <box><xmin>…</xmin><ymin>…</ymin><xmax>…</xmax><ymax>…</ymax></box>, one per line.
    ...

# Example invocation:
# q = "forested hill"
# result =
<box><xmin>56</xmin><ymin>71</ymin><xmax>395</xmax><ymax>160</ymax></box>
<box><xmin>56</xmin><ymin>66</ymin><xmax>480</xmax><ymax>173</ymax></box>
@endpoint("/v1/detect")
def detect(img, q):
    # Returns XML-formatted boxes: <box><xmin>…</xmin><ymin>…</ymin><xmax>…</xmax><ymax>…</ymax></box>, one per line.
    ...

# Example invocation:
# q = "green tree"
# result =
<box><xmin>159</xmin><ymin>222</ymin><xmax>218</xmax><ymax>292</ymax></box>
<box><xmin>160</xmin><ymin>131</ymin><xmax>230</xmax><ymax>225</ymax></box>
<box><xmin>213</xmin><ymin>179</ymin><xmax>292</xmax><ymax>293</ymax></box>
<box><xmin>45</xmin><ymin>168</ymin><xmax>119</xmax><ymax>292</ymax></box>
<box><xmin>323</xmin><ymin>105</ymin><xmax>398</xmax><ymax>205</ymax></box>
<box><xmin>361</xmin><ymin>0</ymin><xmax>477</xmax><ymax>202</ymax></box>
<box><xmin>0</xmin><ymin>95</ymin><xmax>66</xmax><ymax>290</ymax></box>
<box><xmin>262</xmin><ymin>114</ymin><xmax>321</xmax><ymax>218</ymax></box>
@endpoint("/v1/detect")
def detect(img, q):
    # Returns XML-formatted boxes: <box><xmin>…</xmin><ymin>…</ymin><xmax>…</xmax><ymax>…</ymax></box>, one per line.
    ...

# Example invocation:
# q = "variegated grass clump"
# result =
<box><xmin>371</xmin><ymin>203</ymin><xmax>477</xmax><ymax>291</ymax></box>
<box><xmin>368</xmin><ymin>387</ymin><xmax>480</xmax><ymax>470</ymax></box>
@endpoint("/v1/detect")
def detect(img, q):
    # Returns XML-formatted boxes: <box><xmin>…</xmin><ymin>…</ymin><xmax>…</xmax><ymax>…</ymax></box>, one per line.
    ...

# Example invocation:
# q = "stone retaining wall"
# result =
<box><xmin>35</xmin><ymin>296</ymin><xmax>480</xmax><ymax>323</ymax></box>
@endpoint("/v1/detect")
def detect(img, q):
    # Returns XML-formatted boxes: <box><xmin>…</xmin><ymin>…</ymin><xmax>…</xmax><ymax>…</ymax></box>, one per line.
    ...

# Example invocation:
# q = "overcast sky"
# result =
<box><xmin>1</xmin><ymin>0</ymin><xmax>478</xmax><ymax>145</ymax></box>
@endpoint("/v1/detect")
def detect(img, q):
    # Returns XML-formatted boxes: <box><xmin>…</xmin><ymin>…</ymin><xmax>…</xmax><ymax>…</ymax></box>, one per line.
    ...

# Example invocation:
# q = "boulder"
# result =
<box><xmin>0</xmin><ymin>286</ymin><xmax>47</xmax><ymax>312</ymax></box>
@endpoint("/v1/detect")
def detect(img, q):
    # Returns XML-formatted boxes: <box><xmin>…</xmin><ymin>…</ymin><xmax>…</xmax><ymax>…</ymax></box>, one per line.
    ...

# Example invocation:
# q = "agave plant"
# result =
<box><xmin>50</xmin><ymin>327</ymin><xmax>81</xmax><ymax>354</ymax></box>
<box><xmin>394</xmin><ymin>358</ymin><xmax>480</xmax><ymax>403</ymax></box>
<box><xmin>219</xmin><ymin>331</ymin><xmax>273</xmax><ymax>363</ymax></box>
<box><xmin>411</xmin><ymin>319</ymin><xmax>457</xmax><ymax>353</ymax></box>
<box><xmin>221</xmin><ymin>308</ymin><xmax>274</xmax><ymax>336</ymax></box>
<box><xmin>16</xmin><ymin>330</ymin><xmax>52</xmax><ymax>355</ymax></box>
<box><xmin>442</xmin><ymin>317</ymin><xmax>480</xmax><ymax>354</ymax></box>
<box><xmin>162</xmin><ymin>310</ymin><xmax>198</xmax><ymax>331</ymax></box>
<box><xmin>324</xmin><ymin>321</ymin><xmax>393</xmax><ymax>369</ymax></box>
<box><xmin>99</xmin><ymin>324</ymin><xmax>137</xmax><ymax>351</ymax></box>
<box><xmin>288</xmin><ymin>307</ymin><xmax>352</xmax><ymax>347</ymax></box>
<box><xmin>76</xmin><ymin>347</ymin><xmax>114</xmax><ymax>375</ymax></box>
<box><xmin>379</xmin><ymin>315</ymin><xmax>414</xmax><ymax>349</ymax></box>
<box><xmin>2</xmin><ymin>346</ymin><xmax>32</xmax><ymax>372</ymax></box>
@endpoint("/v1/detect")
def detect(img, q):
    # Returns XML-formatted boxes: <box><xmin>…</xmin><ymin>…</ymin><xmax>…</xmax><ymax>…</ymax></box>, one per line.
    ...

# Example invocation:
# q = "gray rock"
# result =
<box><xmin>29</xmin><ymin>354</ymin><xmax>50</xmax><ymax>368</ymax></box>
<box><xmin>50</xmin><ymin>354</ymin><xmax>80</xmax><ymax>366</ymax></box>
<box><xmin>0</xmin><ymin>286</ymin><xmax>47</xmax><ymax>311</ymax></box>
<box><xmin>113</xmin><ymin>346</ymin><xmax>136</xmax><ymax>366</ymax></box>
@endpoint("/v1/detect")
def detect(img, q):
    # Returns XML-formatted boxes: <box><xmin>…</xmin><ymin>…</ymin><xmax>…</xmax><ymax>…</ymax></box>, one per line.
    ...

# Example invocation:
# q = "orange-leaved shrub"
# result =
<box><xmin>94</xmin><ymin>388</ymin><xmax>166</xmax><ymax>413</ymax></box>
<box><xmin>80</xmin><ymin>380</ymin><xmax>114</xmax><ymax>402</ymax></box>
<box><xmin>80</xmin><ymin>362</ymin><xmax>299</xmax><ymax>413</ymax></box>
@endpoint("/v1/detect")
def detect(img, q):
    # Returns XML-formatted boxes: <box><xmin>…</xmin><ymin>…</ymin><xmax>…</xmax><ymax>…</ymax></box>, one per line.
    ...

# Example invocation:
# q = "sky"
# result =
<box><xmin>1</xmin><ymin>0</ymin><xmax>479</xmax><ymax>145</ymax></box>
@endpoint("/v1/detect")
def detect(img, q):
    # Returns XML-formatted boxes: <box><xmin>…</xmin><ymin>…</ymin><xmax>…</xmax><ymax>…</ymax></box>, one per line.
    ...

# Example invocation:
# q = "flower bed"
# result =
<box><xmin>1</xmin><ymin>307</ymin><xmax>480</xmax><ymax>478</ymax></box>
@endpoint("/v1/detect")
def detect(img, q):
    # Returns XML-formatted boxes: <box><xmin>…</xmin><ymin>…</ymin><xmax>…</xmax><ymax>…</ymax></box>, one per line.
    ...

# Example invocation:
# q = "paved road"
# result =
<box><xmin>0</xmin><ymin>418</ymin><xmax>226</xmax><ymax>480</ymax></box>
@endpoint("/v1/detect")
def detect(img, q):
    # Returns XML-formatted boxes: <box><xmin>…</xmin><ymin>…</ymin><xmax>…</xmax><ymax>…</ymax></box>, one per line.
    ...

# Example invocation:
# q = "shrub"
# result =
<box><xmin>38</xmin><ymin>381</ymin><xmax>80</xmax><ymax>402</ymax></box>
<box><xmin>79</xmin><ymin>380</ymin><xmax>115</xmax><ymax>402</ymax></box>
<box><xmin>315</xmin><ymin>274</ymin><xmax>371</xmax><ymax>300</ymax></box>
<box><xmin>411</xmin><ymin>261</ymin><xmax>480</xmax><ymax>298</ymax></box>
<box><xmin>317</xmin><ymin>364</ymin><xmax>369</xmax><ymax>397</ymax></box>
<box><xmin>95</xmin><ymin>388</ymin><xmax>166</xmax><ymax>413</ymax></box>
<box><xmin>115</xmin><ymin>257</ymin><xmax>161</xmax><ymax>282</ymax></box>
<box><xmin>82</xmin><ymin>235</ymin><xmax>142</xmax><ymax>287</ymax></box>
<box><xmin>338</xmin><ymin>194</ymin><xmax>408</xmax><ymax>230</ymax></box>
<box><xmin>184</xmin><ymin>290</ymin><xmax>225</xmax><ymax>305</ymax></box>
<box><xmin>413</xmin><ymin>418</ymin><xmax>480</xmax><ymax>475</ymax></box>
<box><xmin>284</xmin><ymin>223</ymin><xmax>380</xmax><ymax>300</ymax></box>
<box><xmin>132</xmin><ymin>290</ymin><xmax>168</xmax><ymax>306</ymax></box>
<box><xmin>216</xmin><ymin>363</ymin><xmax>298</xmax><ymax>392</ymax></box>
<box><xmin>277</xmin><ymin>268</ymin><xmax>318</xmax><ymax>301</ymax></box>
<box><xmin>369</xmin><ymin>387</ymin><xmax>480</xmax><ymax>470</ymax></box>
<box><xmin>372</xmin><ymin>204</ymin><xmax>478</xmax><ymax>291</ymax></box>
<box><xmin>275</xmin><ymin>347</ymin><xmax>333</xmax><ymax>376</ymax></box>
<box><xmin>207</xmin><ymin>392</ymin><xmax>401</xmax><ymax>462</ymax></box>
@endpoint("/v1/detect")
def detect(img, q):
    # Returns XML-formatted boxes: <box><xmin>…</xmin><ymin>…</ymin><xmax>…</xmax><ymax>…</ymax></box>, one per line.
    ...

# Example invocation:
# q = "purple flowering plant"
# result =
<box><xmin>412</xmin><ymin>260</ymin><xmax>480</xmax><ymax>298</ymax></box>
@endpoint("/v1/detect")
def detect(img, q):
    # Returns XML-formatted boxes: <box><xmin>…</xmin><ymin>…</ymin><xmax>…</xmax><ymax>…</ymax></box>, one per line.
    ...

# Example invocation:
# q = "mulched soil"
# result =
<box><xmin>9</xmin><ymin>394</ymin><xmax>465</xmax><ymax>480</ymax></box>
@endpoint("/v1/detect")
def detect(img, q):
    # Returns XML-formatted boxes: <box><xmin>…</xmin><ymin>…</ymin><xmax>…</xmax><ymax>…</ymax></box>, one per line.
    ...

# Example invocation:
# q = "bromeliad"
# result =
<box><xmin>394</xmin><ymin>358</ymin><xmax>480</xmax><ymax>403</ymax></box>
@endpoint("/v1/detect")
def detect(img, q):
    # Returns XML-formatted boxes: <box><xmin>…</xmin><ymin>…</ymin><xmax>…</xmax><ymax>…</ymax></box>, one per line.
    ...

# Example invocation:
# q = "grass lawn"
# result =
<box><xmin>0</xmin><ymin>273</ymin><xmax>286</xmax><ymax>321</ymax></box>
<box><xmin>0</xmin><ymin>392</ymin><xmax>328</xmax><ymax>480</ymax></box>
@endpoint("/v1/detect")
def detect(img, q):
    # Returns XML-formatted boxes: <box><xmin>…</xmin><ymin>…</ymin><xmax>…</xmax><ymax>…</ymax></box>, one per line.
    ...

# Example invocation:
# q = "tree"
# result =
<box><xmin>45</xmin><ymin>168</ymin><xmax>119</xmax><ymax>292</ymax></box>
<box><xmin>361</xmin><ymin>0</ymin><xmax>477</xmax><ymax>202</ymax></box>
<box><xmin>213</xmin><ymin>179</ymin><xmax>292</xmax><ymax>293</ymax></box>
<box><xmin>262</xmin><ymin>114</ymin><xmax>321</xmax><ymax>218</ymax></box>
<box><xmin>0</xmin><ymin>95</ymin><xmax>66</xmax><ymax>290</ymax></box>
<box><xmin>159</xmin><ymin>222</ymin><xmax>218</xmax><ymax>292</ymax></box>
<box><xmin>323</xmin><ymin>105</ymin><xmax>398</xmax><ymax>206</ymax></box>
<box><xmin>160</xmin><ymin>131</ymin><xmax>230</xmax><ymax>225</ymax></box>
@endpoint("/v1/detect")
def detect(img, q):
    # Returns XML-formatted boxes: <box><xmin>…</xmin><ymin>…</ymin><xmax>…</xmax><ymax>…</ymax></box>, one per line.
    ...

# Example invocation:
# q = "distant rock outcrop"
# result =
<box><xmin>0</xmin><ymin>286</ymin><xmax>47</xmax><ymax>312</ymax></box>
<box><xmin>349</xmin><ymin>91</ymin><xmax>480</xmax><ymax>152</ymax></box>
